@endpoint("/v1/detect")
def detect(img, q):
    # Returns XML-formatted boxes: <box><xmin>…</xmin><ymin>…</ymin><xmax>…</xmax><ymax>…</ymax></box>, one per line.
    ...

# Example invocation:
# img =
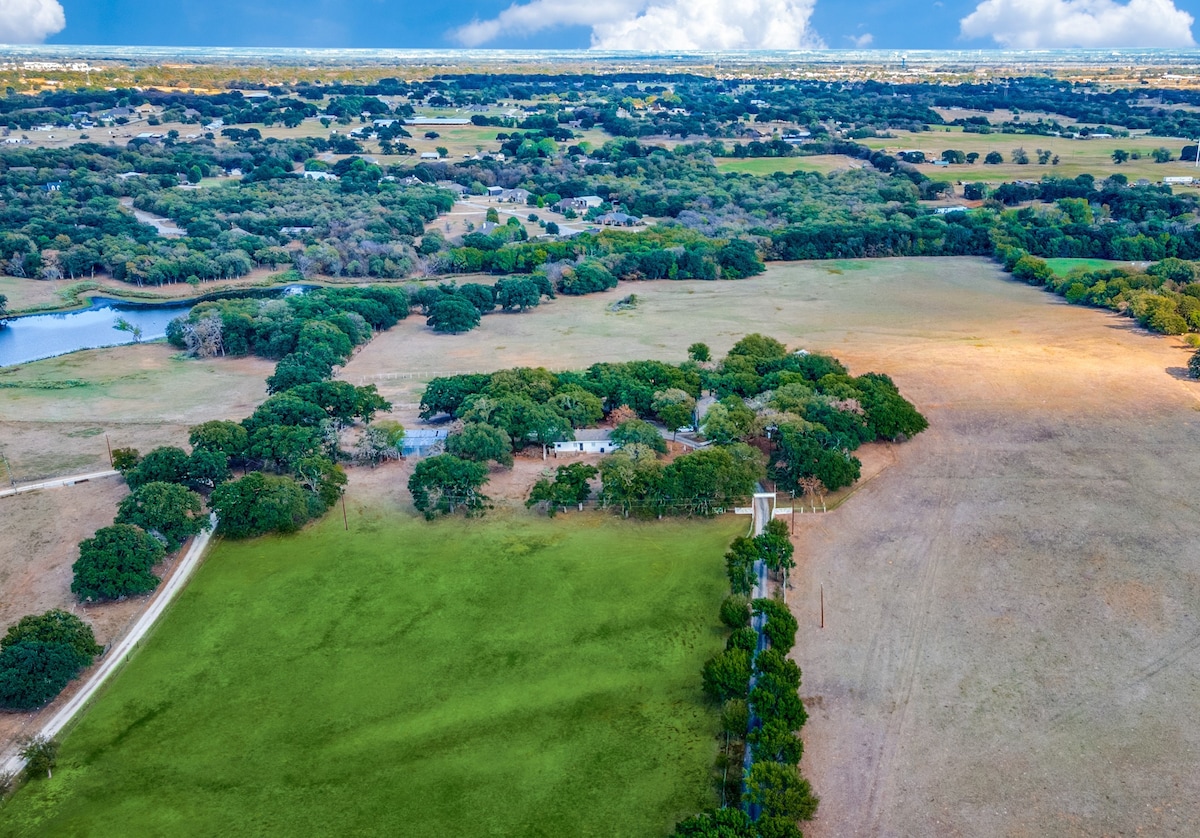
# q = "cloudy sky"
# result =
<box><xmin>3</xmin><ymin>0</ymin><xmax>1198</xmax><ymax>50</ymax></box>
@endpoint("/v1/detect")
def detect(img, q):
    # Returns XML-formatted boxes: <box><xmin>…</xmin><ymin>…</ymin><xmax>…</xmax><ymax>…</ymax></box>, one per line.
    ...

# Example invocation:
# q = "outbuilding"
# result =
<box><xmin>553</xmin><ymin>429</ymin><xmax>619</xmax><ymax>455</ymax></box>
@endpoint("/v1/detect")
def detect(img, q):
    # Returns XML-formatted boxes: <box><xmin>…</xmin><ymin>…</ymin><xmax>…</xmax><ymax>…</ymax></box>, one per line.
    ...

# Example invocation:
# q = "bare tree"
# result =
<box><xmin>182</xmin><ymin>312</ymin><xmax>224</xmax><ymax>358</ymax></box>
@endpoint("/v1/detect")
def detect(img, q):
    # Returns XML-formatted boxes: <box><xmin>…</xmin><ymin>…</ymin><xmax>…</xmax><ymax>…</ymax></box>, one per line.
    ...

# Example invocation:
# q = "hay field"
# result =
<box><xmin>341</xmin><ymin>257</ymin><xmax>1200</xmax><ymax>835</ymax></box>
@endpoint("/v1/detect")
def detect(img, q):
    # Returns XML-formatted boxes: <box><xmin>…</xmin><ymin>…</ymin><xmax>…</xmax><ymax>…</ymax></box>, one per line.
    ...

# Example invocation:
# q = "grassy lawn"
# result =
<box><xmin>1043</xmin><ymin>257</ymin><xmax>1136</xmax><ymax>276</ymax></box>
<box><xmin>0</xmin><ymin>510</ymin><xmax>738</xmax><ymax>837</ymax></box>
<box><xmin>716</xmin><ymin>155</ymin><xmax>864</xmax><ymax>176</ymax></box>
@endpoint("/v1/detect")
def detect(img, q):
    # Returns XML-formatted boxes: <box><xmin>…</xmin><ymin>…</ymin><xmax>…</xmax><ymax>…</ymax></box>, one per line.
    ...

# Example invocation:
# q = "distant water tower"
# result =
<box><xmin>901</xmin><ymin>54</ymin><xmax>908</xmax><ymax>70</ymax></box>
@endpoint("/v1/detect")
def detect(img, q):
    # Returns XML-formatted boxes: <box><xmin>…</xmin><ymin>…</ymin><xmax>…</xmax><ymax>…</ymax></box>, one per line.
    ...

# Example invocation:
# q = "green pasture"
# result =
<box><xmin>0</xmin><ymin>510</ymin><xmax>738</xmax><ymax>837</ymax></box>
<box><xmin>1043</xmin><ymin>257</ymin><xmax>1136</xmax><ymax>277</ymax></box>
<box><xmin>715</xmin><ymin>155</ymin><xmax>862</xmax><ymax>176</ymax></box>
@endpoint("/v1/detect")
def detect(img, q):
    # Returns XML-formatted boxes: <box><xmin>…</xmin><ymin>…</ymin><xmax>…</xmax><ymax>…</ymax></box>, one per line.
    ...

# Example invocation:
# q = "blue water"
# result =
<box><xmin>0</xmin><ymin>299</ymin><xmax>192</xmax><ymax>367</ymax></box>
<box><xmin>0</xmin><ymin>286</ymin><xmax>310</xmax><ymax>367</ymax></box>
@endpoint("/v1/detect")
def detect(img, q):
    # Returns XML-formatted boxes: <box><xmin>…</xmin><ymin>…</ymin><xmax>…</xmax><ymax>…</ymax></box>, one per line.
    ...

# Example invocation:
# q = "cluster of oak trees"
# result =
<box><xmin>1001</xmin><ymin>252</ymin><xmax>1200</xmax><ymax>336</ymax></box>
<box><xmin>411</xmin><ymin>335</ymin><xmax>926</xmax><ymax>520</ymax></box>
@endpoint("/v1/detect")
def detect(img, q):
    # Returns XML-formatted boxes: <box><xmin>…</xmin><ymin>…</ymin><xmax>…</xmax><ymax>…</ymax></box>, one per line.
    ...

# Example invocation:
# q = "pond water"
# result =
<box><xmin>0</xmin><ymin>287</ymin><xmax>309</xmax><ymax>367</ymax></box>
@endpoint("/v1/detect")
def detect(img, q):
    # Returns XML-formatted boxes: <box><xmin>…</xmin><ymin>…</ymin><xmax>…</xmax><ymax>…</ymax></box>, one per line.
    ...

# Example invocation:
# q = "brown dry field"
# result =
<box><xmin>342</xmin><ymin>256</ymin><xmax>1200</xmax><ymax>836</ymax></box>
<box><xmin>0</xmin><ymin>345</ymin><xmax>274</xmax><ymax>481</ymax></box>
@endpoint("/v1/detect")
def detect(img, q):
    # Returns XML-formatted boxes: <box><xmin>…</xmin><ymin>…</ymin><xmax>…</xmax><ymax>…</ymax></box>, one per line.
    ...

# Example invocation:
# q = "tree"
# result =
<box><xmin>527</xmin><ymin>463</ymin><xmax>598</xmax><ymax>514</ymax></box>
<box><xmin>718</xmin><ymin>239</ymin><xmax>765</xmax><ymax>278</ymax></box>
<box><xmin>745</xmin><ymin>761</ymin><xmax>819</xmax><ymax>822</ymax></box>
<box><xmin>1189</xmin><ymin>349</ymin><xmax>1200</xmax><ymax>379</ymax></box>
<box><xmin>757</xmin><ymin>518</ymin><xmax>795</xmax><ymax>584</ymax></box>
<box><xmin>124</xmin><ymin>446</ymin><xmax>190</xmax><ymax>489</ymax></box>
<box><xmin>754</xmin><ymin>598</ymin><xmax>799</xmax><ymax>651</ymax></box>
<box><xmin>111</xmin><ymin>447</ymin><xmax>140</xmax><ymax>473</ymax></box>
<box><xmin>547</xmin><ymin>387</ymin><xmax>604</xmax><ymax>428</ymax></box>
<box><xmin>354</xmin><ymin>421</ymin><xmax>404</xmax><ymax>466</ymax></box>
<box><xmin>611</xmin><ymin>418</ymin><xmax>668</xmax><ymax>454</ymax></box>
<box><xmin>486</xmin><ymin>207</ymin><xmax>500</xmax><ymax>223</ymax></box>
<box><xmin>408</xmin><ymin>454</ymin><xmax>490</xmax><ymax>519</ymax></box>
<box><xmin>115</xmin><ymin>482</ymin><xmax>207</xmax><ymax>551</ymax></box>
<box><xmin>725</xmin><ymin>536</ymin><xmax>759</xmax><ymax>595</ymax></box>
<box><xmin>19</xmin><ymin>736</ymin><xmax>60</xmax><ymax>779</ymax></box>
<box><xmin>189</xmin><ymin>420</ymin><xmax>248</xmax><ymax>462</ymax></box>
<box><xmin>701</xmin><ymin>648</ymin><xmax>752</xmax><ymax>701</ymax></box>
<box><xmin>1112</xmin><ymin>149</ymin><xmax>1129</xmax><ymax>164</ymax></box>
<box><xmin>248</xmin><ymin>425</ymin><xmax>324</xmax><ymax>472</ymax></box>
<box><xmin>495</xmin><ymin>277</ymin><xmax>542</xmax><ymax>311</ymax></box>
<box><xmin>1153</xmin><ymin>146</ymin><xmax>1175</xmax><ymax>163</ymax></box>
<box><xmin>749</xmin><ymin>716</ymin><xmax>805</xmax><ymax>765</ymax></box>
<box><xmin>984</xmin><ymin>151</ymin><xmax>1003</xmax><ymax>165</ymax></box>
<box><xmin>0</xmin><ymin>293</ymin><xmax>7</xmax><ymax>322</ymax></box>
<box><xmin>688</xmin><ymin>342</ymin><xmax>711</xmax><ymax>362</ymax></box>
<box><xmin>671</xmin><ymin>808</ymin><xmax>756</xmax><ymax>837</ymax></box>
<box><xmin>965</xmin><ymin>151</ymin><xmax>980</xmax><ymax>164</ymax></box>
<box><xmin>210</xmin><ymin>472</ymin><xmax>312</xmax><ymax>538</ymax></box>
<box><xmin>420</xmin><ymin>373</ymin><xmax>490</xmax><ymax>419</ymax></box>
<box><xmin>427</xmin><ymin>297</ymin><xmax>481</xmax><ymax>333</ymax></box>
<box><xmin>0</xmin><ymin>641</ymin><xmax>89</xmax><ymax>711</ymax></box>
<box><xmin>653</xmin><ymin>388</ymin><xmax>697</xmax><ymax>436</ymax></box>
<box><xmin>1011</xmin><ymin>147</ymin><xmax>1029</xmax><ymax>165</ymax></box>
<box><xmin>447</xmin><ymin>422</ymin><xmax>513</xmax><ymax>466</ymax></box>
<box><xmin>2</xmin><ymin>610</ymin><xmax>101</xmax><ymax>661</ymax></box>
<box><xmin>720</xmin><ymin>594</ymin><xmax>751</xmax><ymax>629</ymax></box>
<box><xmin>72</xmin><ymin>524</ymin><xmax>165</xmax><ymax>602</ymax></box>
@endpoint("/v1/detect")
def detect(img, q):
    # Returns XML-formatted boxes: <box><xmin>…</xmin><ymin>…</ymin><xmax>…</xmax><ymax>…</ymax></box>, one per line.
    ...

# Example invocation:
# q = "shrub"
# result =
<box><xmin>719</xmin><ymin>594</ymin><xmax>751</xmax><ymax>628</ymax></box>
<box><xmin>72</xmin><ymin>524</ymin><xmax>165</xmax><ymax>602</ymax></box>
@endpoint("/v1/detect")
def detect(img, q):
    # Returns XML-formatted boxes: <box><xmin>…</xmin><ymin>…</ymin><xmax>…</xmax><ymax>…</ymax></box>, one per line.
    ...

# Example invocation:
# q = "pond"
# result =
<box><xmin>0</xmin><ymin>287</ymin><xmax>309</xmax><ymax>367</ymax></box>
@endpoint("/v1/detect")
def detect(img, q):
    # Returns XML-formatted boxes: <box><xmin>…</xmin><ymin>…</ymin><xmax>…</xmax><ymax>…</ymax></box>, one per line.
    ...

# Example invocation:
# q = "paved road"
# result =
<box><xmin>0</xmin><ymin>470</ymin><xmax>120</xmax><ymax>499</ymax></box>
<box><xmin>0</xmin><ymin>514</ymin><xmax>218</xmax><ymax>778</ymax></box>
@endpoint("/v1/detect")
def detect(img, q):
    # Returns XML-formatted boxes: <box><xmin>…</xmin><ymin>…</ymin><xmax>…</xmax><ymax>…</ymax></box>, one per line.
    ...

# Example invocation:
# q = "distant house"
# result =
<box><xmin>419</xmin><ymin>151</ymin><xmax>441</xmax><ymax>160</ymax></box>
<box><xmin>596</xmin><ymin>211</ymin><xmax>641</xmax><ymax>227</ymax></box>
<box><xmin>399</xmin><ymin>175</ymin><xmax>425</xmax><ymax>186</ymax></box>
<box><xmin>402</xmin><ymin>429</ymin><xmax>448</xmax><ymax>457</ymax></box>
<box><xmin>1164</xmin><ymin>176</ymin><xmax>1195</xmax><ymax>185</ymax></box>
<box><xmin>556</xmin><ymin>195</ymin><xmax>604</xmax><ymax>212</ymax></box>
<box><xmin>486</xmin><ymin>185</ymin><xmax>505</xmax><ymax>197</ymax></box>
<box><xmin>553</xmin><ymin>429</ymin><xmax>619</xmax><ymax>455</ymax></box>
<box><xmin>499</xmin><ymin>188</ymin><xmax>531</xmax><ymax>203</ymax></box>
<box><xmin>302</xmin><ymin>170</ymin><xmax>339</xmax><ymax>181</ymax></box>
<box><xmin>934</xmin><ymin>206</ymin><xmax>968</xmax><ymax>215</ymax></box>
<box><xmin>40</xmin><ymin>181</ymin><xmax>65</xmax><ymax>192</ymax></box>
<box><xmin>435</xmin><ymin>180</ymin><xmax>469</xmax><ymax>196</ymax></box>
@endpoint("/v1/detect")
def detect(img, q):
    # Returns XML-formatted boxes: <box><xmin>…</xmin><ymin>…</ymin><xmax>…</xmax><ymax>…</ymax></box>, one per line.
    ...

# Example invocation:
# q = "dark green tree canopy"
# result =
<box><xmin>72</xmin><ymin>523</ymin><xmax>165</xmax><ymax>602</ymax></box>
<box><xmin>210</xmin><ymin>472</ymin><xmax>312</xmax><ymax>539</ymax></box>
<box><xmin>2</xmin><ymin>610</ymin><xmax>102</xmax><ymax>661</ymax></box>
<box><xmin>408</xmin><ymin>454</ymin><xmax>490</xmax><ymax>519</ymax></box>
<box><xmin>115</xmin><ymin>481</ymin><xmax>209</xmax><ymax>551</ymax></box>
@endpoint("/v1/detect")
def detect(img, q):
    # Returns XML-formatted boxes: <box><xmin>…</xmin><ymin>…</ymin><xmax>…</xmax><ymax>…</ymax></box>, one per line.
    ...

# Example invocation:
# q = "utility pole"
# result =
<box><xmin>820</xmin><ymin>585</ymin><xmax>825</xmax><ymax>629</ymax></box>
<box><xmin>341</xmin><ymin>494</ymin><xmax>349</xmax><ymax>531</ymax></box>
<box><xmin>105</xmin><ymin>433</ymin><xmax>113</xmax><ymax>467</ymax></box>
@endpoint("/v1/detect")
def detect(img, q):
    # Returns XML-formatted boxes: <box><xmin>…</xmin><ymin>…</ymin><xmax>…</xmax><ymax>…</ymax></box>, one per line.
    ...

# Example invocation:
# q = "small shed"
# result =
<box><xmin>553</xmin><ymin>429</ymin><xmax>619</xmax><ymax>455</ymax></box>
<box><xmin>402</xmin><ymin>429</ymin><xmax>448</xmax><ymax>457</ymax></box>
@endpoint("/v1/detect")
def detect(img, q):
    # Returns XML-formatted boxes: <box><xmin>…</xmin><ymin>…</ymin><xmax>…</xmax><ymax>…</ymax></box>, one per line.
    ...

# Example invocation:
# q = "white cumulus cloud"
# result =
<box><xmin>847</xmin><ymin>32</ymin><xmax>874</xmax><ymax>47</ymax></box>
<box><xmin>0</xmin><ymin>0</ymin><xmax>65</xmax><ymax>44</ymax></box>
<box><xmin>451</xmin><ymin>0</ymin><xmax>823</xmax><ymax>50</ymax></box>
<box><xmin>960</xmin><ymin>0</ymin><xmax>1195</xmax><ymax>48</ymax></box>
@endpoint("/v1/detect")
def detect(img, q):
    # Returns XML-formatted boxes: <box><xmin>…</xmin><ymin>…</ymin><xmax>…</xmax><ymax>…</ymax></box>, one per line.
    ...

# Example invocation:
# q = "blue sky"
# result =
<box><xmin>5</xmin><ymin>0</ymin><xmax>1199</xmax><ymax>50</ymax></box>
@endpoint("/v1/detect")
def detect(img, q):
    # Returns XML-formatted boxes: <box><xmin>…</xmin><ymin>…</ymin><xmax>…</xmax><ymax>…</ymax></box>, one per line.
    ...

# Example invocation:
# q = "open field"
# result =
<box><xmin>715</xmin><ymin>155</ymin><xmax>866</xmax><ymax>176</ymax></box>
<box><xmin>1044</xmin><ymin>257</ymin><xmax>1137</xmax><ymax>276</ymax></box>
<box><xmin>0</xmin><ymin>510</ymin><xmax>738</xmax><ymax>837</ymax></box>
<box><xmin>860</xmin><ymin>127</ymin><xmax>1199</xmax><ymax>183</ymax></box>
<box><xmin>338</xmin><ymin>257</ymin><xmax>1200</xmax><ymax>834</ymax></box>
<box><xmin>3</xmin><ymin>257</ymin><xmax>1199</xmax><ymax>834</ymax></box>
<box><xmin>0</xmin><ymin>344</ymin><xmax>273</xmax><ymax>480</ymax></box>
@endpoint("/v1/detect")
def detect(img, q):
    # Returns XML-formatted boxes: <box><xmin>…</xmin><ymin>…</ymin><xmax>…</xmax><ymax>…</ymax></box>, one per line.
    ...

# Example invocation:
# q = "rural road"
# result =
<box><xmin>0</xmin><ymin>470</ymin><xmax>120</xmax><ymax>499</ymax></box>
<box><xmin>0</xmin><ymin>514</ymin><xmax>218</xmax><ymax>778</ymax></box>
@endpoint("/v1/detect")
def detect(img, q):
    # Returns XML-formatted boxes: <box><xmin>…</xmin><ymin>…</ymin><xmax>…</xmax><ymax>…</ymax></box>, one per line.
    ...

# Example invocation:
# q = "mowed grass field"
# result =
<box><xmin>0</xmin><ymin>510</ymin><xmax>739</xmax><ymax>837</ymax></box>
<box><xmin>1043</xmin><ymin>257</ymin><xmax>1137</xmax><ymax>276</ymax></box>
